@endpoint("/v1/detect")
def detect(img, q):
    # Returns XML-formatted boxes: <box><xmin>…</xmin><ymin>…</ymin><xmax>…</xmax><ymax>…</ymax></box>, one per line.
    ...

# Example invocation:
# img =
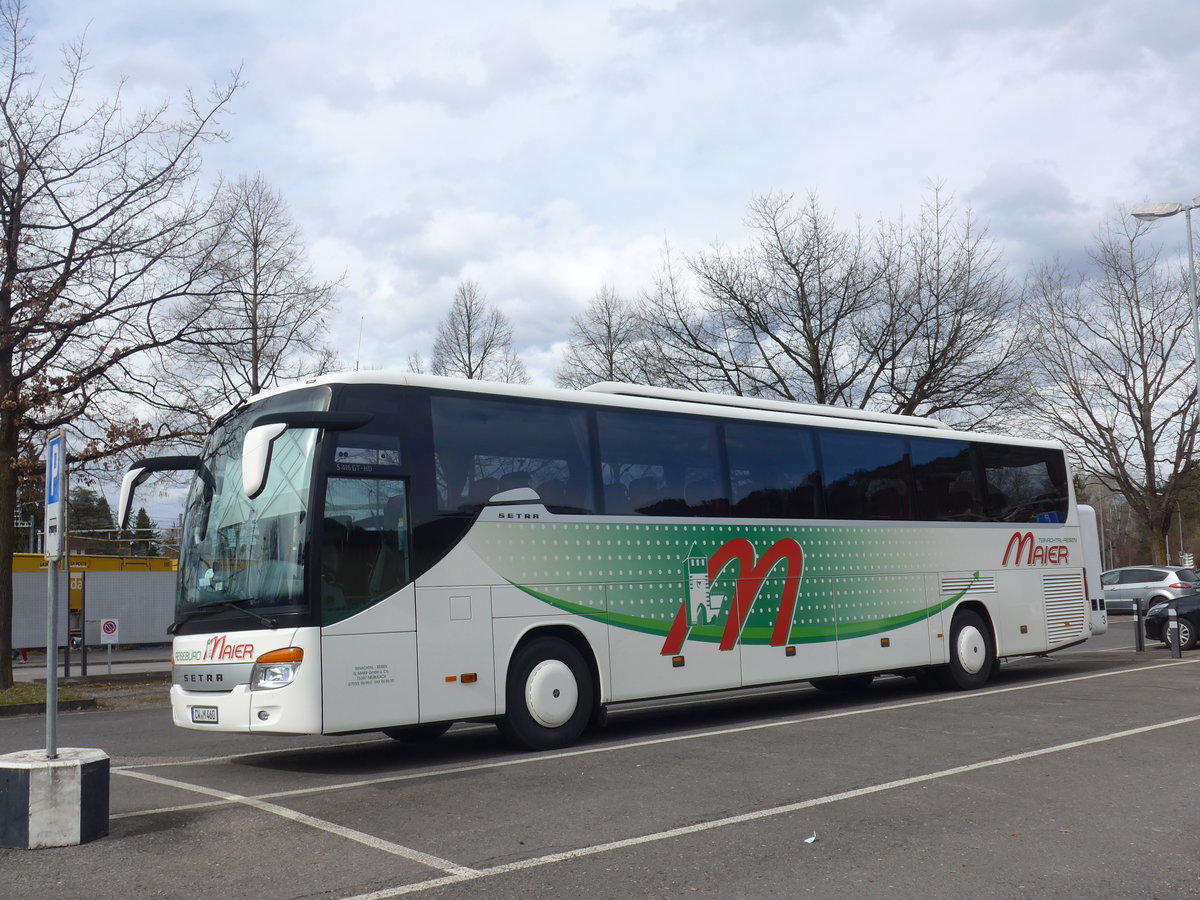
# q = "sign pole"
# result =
<box><xmin>100</xmin><ymin>618</ymin><xmax>119</xmax><ymax>676</ymax></box>
<box><xmin>45</xmin><ymin>560</ymin><xmax>58</xmax><ymax>758</ymax></box>
<box><xmin>44</xmin><ymin>431</ymin><xmax>65</xmax><ymax>760</ymax></box>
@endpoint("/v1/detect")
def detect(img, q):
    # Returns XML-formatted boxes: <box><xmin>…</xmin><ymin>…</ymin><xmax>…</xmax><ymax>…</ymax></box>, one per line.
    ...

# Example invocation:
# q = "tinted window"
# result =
<box><xmin>431</xmin><ymin>395</ymin><xmax>595</xmax><ymax>514</ymax></box>
<box><xmin>321</xmin><ymin>478</ymin><xmax>410</xmax><ymax>625</ymax></box>
<box><xmin>331</xmin><ymin>386</ymin><xmax>405</xmax><ymax>476</ymax></box>
<box><xmin>910</xmin><ymin>438</ymin><xmax>982</xmax><ymax>521</ymax></box>
<box><xmin>819</xmin><ymin>431</ymin><xmax>910</xmax><ymax>520</ymax></box>
<box><xmin>978</xmin><ymin>444</ymin><xmax>1068</xmax><ymax>523</ymax></box>
<box><xmin>725</xmin><ymin>421</ymin><xmax>820</xmax><ymax>518</ymax></box>
<box><xmin>1174</xmin><ymin>569</ymin><xmax>1198</xmax><ymax>582</ymax></box>
<box><xmin>596</xmin><ymin>410</ymin><xmax>726</xmax><ymax>515</ymax></box>
<box><xmin>1118</xmin><ymin>569</ymin><xmax>1155</xmax><ymax>584</ymax></box>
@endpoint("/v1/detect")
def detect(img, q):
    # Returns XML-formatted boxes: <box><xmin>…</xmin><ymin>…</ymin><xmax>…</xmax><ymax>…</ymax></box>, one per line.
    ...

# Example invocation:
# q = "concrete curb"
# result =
<box><xmin>0</xmin><ymin>698</ymin><xmax>99</xmax><ymax>718</ymax></box>
<box><xmin>42</xmin><ymin>671</ymin><xmax>172</xmax><ymax>685</ymax></box>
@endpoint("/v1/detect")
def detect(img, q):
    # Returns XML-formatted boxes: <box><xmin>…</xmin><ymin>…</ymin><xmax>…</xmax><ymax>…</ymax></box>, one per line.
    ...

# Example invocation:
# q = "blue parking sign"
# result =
<box><xmin>45</xmin><ymin>431</ymin><xmax>65</xmax><ymax>560</ymax></box>
<box><xmin>46</xmin><ymin>434</ymin><xmax>62</xmax><ymax>505</ymax></box>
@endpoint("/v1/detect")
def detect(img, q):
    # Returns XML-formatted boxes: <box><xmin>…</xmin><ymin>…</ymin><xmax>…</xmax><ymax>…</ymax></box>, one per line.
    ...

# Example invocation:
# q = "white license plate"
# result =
<box><xmin>190</xmin><ymin>706</ymin><xmax>219</xmax><ymax>724</ymax></box>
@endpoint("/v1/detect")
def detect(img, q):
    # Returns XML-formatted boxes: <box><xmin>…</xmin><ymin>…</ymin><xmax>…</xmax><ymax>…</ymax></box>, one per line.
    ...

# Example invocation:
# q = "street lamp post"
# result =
<box><xmin>1131</xmin><ymin>197</ymin><xmax>1200</xmax><ymax>566</ymax></box>
<box><xmin>1131</xmin><ymin>198</ymin><xmax>1200</xmax><ymax>411</ymax></box>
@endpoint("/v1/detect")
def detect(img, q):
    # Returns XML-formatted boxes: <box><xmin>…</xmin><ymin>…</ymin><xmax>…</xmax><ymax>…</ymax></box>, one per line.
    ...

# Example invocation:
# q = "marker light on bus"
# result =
<box><xmin>251</xmin><ymin>647</ymin><xmax>304</xmax><ymax>691</ymax></box>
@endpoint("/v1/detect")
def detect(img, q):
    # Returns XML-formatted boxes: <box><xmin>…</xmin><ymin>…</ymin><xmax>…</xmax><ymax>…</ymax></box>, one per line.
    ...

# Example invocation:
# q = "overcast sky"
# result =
<box><xmin>26</xmin><ymin>1</ymin><xmax>1200</xmax><ymax>390</ymax></box>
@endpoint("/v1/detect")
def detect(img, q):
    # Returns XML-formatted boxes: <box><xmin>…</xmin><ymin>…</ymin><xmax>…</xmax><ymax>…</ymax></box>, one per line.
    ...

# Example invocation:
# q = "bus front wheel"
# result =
<box><xmin>499</xmin><ymin>637</ymin><xmax>594</xmax><ymax>751</ymax></box>
<box><xmin>938</xmin><ymin>610</ymin><xmax>994</xmax><ymax>690</ymax></box>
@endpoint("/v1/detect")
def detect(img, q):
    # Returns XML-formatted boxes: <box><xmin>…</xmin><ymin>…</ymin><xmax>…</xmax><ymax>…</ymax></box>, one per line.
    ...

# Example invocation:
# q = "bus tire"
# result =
<box><xmin>938</xmin><ymin>609</ymin><xmax>993</xmax><ymax>690</ymax></box>
<box><xmin>381</xmin><ymin>722</ymin><xmax>452</xmax><ymax>743</ymax></box>
<box><xmin>499</xmin><ymin>637</ymin><xmax>594</xmax><ymax>751</ymax></box>
<box><xmin>809</xmin><ymin>674</ymin><xmax>874</xmax><ymax>692</ymax></box>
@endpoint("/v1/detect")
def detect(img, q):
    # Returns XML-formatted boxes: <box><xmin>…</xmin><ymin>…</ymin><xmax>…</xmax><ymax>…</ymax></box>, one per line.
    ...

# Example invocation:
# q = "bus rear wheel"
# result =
<box><xmin>938</xmin><ymin>609</ymin><xmax>993</xmax><ymax>690</ymax></box>
<box><xmin>381</xmin><ymin>722</ymin><xmax>452</xmax><ymax>743</ymax></box>
<box><xmin>499</xmin><ymin>637</ymin><xmax>594</xmax><ymax>751</ymax></box>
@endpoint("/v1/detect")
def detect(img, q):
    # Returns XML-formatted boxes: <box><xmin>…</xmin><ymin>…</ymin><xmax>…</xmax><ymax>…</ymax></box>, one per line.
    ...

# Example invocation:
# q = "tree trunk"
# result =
<box><xmin>1152</xmin><ymin>531</ymin><xmax>1168</xmax><ymax>566</ymax></box>
<box><xmin>0</xmin><ymin>412</ymin><xmax>19</xmax><ymax>690</ymax></box>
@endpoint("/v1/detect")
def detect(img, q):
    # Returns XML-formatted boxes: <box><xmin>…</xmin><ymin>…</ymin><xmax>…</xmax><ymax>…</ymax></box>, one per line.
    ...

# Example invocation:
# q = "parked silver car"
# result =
<box><xmin>1100</xmin><ymin>566</ymin><xmax>1198</xmax><ymax>613</ymax></box>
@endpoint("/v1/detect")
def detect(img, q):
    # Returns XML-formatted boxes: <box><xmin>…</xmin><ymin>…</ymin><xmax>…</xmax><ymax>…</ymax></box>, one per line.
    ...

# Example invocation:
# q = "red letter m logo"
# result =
<box><xmin>661</xmin><ymin>538</ymin><xmax>804</xmax><ymax>655</ymax></box>
<box><xmin>1002</xmin><ymin>531</ymin><xmax>1036</xmax><ymax>566</ymax></box>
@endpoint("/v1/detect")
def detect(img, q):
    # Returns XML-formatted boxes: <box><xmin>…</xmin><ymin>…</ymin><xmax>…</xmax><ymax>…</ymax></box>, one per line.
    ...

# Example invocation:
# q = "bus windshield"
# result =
<box><xmin>178</xmin><ymin>387</ymin><xmax>331</xmax><ymax>614</ymax></box>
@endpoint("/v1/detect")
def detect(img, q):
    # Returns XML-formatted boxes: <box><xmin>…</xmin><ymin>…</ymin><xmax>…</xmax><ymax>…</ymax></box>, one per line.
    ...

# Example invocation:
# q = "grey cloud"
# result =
<box><xmin>387</xmin><ymin>31</ymin><xmax>557</xmax><ymax>114</ymax></box>
<box><xmin>613</xmin><ymin>0</ymin><xmax>884</xmax><ymax>46</ymax></box>
<box><xmin>892</xmin><ymin>0</ymin><xmax>1200</xmax><ymax>75</ymax></box>
<box><xmin>968</xmin><ymin>162</ymin><xmax>1093</xmax><ymax>273</ymax></box>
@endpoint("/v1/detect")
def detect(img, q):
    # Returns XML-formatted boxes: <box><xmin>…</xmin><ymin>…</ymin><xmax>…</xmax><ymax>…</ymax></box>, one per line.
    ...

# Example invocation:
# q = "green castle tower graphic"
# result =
<box><xmin>686</xmin><ymin>543</ymin><xmax>726</xmax><ymax>627</ymax></box>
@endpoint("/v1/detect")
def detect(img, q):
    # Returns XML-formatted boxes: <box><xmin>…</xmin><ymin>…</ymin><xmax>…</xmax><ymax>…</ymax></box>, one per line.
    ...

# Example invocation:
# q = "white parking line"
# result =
<box><xmin>118</xmin><ymin>769</ymin><xmax>478</xmax><ymax>877</ymax></box>
<box><xmin>113</xmin><ymin>659</ymin><xmax>1195</xmax><ymax>822</ymax></box>
<box><xmin>341</xmin><ymin>712</ymin><xmax>1200</xmax><ymax>898</ymax></box>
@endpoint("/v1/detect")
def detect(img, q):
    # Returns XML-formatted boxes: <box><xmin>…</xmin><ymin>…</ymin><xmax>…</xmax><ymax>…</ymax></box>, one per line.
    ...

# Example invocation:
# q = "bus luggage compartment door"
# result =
<box><xmin>321</xmin><ymin>631</ymin><xmax>418</xmax><ymax>733</ymax></box>
<box><xmin>416</xmin><ymin>587</ymin><xmax>495</xmax><ymax>721</ymax></box>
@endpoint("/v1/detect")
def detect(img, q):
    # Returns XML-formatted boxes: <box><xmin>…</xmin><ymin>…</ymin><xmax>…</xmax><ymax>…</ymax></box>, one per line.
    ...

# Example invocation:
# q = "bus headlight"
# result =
<box><xmin>251</xmin><ymin>647</ymin><xmax>303</xmax><ymax>690</ymax></box>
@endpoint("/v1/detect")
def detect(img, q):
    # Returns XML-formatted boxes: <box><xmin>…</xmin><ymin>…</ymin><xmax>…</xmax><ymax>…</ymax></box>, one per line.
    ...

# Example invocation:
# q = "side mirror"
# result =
<box><xmin>242</xmin><ymin>423</ymin><xmax>287</xmax><ymax>499</ymax></box>
<box><xmin>118</xmin><ymin>456</ymin><xmax>201</xmax><ymax>529</ymax></box>
<box><xmin>240</xmin><ymin>411</ymin><xmax>374</xmax><ymax>498</ymax></box>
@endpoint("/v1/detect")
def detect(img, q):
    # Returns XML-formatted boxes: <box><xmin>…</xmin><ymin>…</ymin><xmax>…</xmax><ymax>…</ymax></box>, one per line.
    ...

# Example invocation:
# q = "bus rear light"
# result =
<box><xmin>251</xmin><ymin>647</ymin><xmax>303</xmax><ymax>691</ymax></box>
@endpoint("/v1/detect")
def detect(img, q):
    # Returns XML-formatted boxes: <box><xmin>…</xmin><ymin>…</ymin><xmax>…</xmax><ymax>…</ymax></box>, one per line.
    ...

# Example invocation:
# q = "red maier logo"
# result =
<box><xmin>203</xmin><ymin>634</ymin><xmax>256</xmax><ymax>661</ymax></box>
<box><xmin>1002</xmin><ymin>531</ymin><xmax>1069</xmax><ymax>566</ymax></box>
<box><xmin>661</xmin><ymin>538</ymin><xmax>804</xmax><ymax>655</ymax></box>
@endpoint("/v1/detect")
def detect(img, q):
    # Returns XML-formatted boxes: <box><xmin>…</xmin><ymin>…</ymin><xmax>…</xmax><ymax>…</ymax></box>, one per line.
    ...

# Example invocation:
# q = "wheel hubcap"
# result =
<box><xmin>525</xmin><ymin>659</ymin><xmax>579</xmax><ymax>728</ymax></box>
<box><xmin>956</xmin><ymin>625</ymin><xmax>987</xmax><ymax>674</ymax></box>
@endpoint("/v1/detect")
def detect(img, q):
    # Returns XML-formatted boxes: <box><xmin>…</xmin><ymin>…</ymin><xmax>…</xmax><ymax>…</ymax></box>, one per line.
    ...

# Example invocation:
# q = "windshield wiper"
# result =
<box><xmin>168</xmin><ymin>600</ymin><xmax>279</xmax><ymax>634</ymax></box>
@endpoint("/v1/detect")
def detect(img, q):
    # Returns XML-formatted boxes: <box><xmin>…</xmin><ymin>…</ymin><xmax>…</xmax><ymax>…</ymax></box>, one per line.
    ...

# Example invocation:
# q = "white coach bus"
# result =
<box><xmin>120</xmin><ymin>373</ymin><xmax>1099</xmax><ymax>750</ymax></box>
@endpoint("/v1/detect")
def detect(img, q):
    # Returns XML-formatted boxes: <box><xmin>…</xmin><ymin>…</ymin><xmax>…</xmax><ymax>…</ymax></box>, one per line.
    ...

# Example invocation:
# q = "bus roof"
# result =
<box><xmin>581</xmin><ymin>382</ymin><xmax>954</xmax><ymax>430</ymax></box>
<box><xmin>239</xmin><ymin>371</ymin><xmax>1060</xmax><ymax>449</ymax></box>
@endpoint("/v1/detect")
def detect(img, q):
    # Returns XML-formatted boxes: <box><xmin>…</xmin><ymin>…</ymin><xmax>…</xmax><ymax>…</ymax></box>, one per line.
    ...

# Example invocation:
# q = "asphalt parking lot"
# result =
<box><xmin>4</xmin><ymin>622</ymin><xmax>1200</xmax><ymax>899</ymax></box>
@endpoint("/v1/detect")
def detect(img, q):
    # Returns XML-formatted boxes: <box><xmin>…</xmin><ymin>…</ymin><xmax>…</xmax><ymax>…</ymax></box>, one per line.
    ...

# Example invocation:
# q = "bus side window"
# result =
<box><xmin>910</xmin><ymin>438</ymin><xmax>981</xmax><ymax>521</ymax></box>
<box><xmin>978</xmin><ymin>444</ymin><xmax>1068</xmax><ymax>523</ymax></box>
<box><xmin>596</xmin><ymin>410</ymin><xmax>726</xmax><ymax>517</ymax></box>
<box><xmin>820</xmin><ymin>430</ymin><xmax>909</xmax><ymax>521</ymax></box>
<box><xmin>726</xmin><ymin>421</ymin><xmax>819</xmax><ymax>519</ymax></box>
<box><xmin>431</xmin><ymin>395</ymin><xmax>596</xmax><ymax>515</ymax></box>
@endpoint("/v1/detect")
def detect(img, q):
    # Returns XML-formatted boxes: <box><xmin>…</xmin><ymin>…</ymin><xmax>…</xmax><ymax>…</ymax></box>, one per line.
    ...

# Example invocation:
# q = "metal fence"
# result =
<box><xmin>13</xmin><ymin>571</ymin><xmax>176</xmax><ymax>648</ymax></box>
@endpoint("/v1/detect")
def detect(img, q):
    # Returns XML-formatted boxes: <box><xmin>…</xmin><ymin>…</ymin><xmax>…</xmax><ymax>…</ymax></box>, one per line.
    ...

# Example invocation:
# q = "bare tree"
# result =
<box><xmin>0</xmin><ymin>0</ymin><xmax>238</xmax><ymax>688</ymax></box>
<box><xmin>866</xmin><ymin>189</ymin><xmax>1029</xmax><ymax>427</ymax></box>
<box><xmin>1028</xmin><ymin>214</ymin><xmax>1199</xmax><ymax>564</ymax></box>
<box><xmin>555</xmin><ymin>284</ymin><xmax>648</xmax><ymax>388</ymax></box>
<box><xmin>636</xmin><ymin>239</ymin><xmax>771</xmax><ymax>396</ymax></box>
<box><xmin>153</xmin><ymin>173</ymin><xmax>340</xmax><ymax>426</ymax></box>
<box><xmin>430</xmin><ymin>280</ymin><xmax>529</xmax><ymax>383</ymax></box>
<box><xmin>637</xmin><ymin>190</ymin><xmax>1027</xmax><ymax>425</ymax></box>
